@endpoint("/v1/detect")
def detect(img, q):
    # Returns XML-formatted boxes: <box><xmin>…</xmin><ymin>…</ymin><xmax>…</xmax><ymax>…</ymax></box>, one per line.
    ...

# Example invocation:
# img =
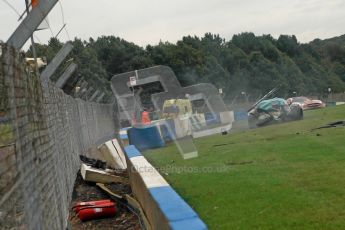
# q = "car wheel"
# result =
<box><xmin>248</xmin><ymin>114</ymin><xmax>257</xmax><ymax>129</ymax></box>
<box><xmin>288</xmin><ymin>105</ymin><xmax>303</xmax><ymax>120</ymax></box>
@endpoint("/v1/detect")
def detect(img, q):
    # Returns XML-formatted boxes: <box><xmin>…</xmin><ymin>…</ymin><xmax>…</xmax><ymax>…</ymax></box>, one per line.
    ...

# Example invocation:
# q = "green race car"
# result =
<box><xmin>248</xmin><ymin>97</ymin><xmax>303</xmax><ymax>129</ymax></box>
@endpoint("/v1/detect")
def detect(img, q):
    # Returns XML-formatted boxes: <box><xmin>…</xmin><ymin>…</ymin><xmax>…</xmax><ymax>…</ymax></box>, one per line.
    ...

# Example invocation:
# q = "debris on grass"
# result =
<box><xmin>213</xmin><ymin>142</ymin><xmax>235</xmax><ymax>147</ymax></box>
<box><xmin>311</xmin><ymin>120</ymin><xmax>345</xmax><ymax>131</ymax></box>
<box><xmin>225</xmin><ymin>160</ymin><xmax>253</xmax><ymax>166</ymax></box>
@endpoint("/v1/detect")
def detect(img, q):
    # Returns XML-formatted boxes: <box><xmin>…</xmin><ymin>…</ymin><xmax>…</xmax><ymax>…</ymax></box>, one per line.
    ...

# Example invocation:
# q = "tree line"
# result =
<box><xmin>28</xmin><ymin>32</ymin><xmax>345</xmax><ymax>102</ymax></box>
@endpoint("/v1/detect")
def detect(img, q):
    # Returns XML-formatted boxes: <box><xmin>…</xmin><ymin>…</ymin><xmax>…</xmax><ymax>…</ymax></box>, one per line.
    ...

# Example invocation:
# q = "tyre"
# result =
<box><xmin>288</xmin><ymin>105</ymin><xmax>303</xmax><ymax>121</ymax></box>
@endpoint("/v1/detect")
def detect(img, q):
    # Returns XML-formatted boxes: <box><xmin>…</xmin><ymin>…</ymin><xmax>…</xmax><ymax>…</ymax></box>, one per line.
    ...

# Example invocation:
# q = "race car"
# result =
<box><xmin>287</xmin><ymin>97</ymin><xmax>325</xmax><ymax>110</ymax></box>
<box><xmin>248</xmin><ymin>97</ymin><xmax>303</xmax><ymax>128</ymax></box>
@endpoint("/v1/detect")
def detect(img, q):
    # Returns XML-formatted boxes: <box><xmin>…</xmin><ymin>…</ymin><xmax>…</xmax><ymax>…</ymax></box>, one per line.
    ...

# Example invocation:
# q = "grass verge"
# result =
<box><xmin>144</xmin><ymin>105</ymin><xmax>345</xmax><ymax>229</ymax></box>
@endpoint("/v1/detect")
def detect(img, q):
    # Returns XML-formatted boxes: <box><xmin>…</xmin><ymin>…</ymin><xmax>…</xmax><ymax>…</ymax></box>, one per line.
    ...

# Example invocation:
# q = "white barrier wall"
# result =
<box><xmin>124</xmin><ymin>145</ymin><xmax>207</xmax><ymax>230</ymax></box>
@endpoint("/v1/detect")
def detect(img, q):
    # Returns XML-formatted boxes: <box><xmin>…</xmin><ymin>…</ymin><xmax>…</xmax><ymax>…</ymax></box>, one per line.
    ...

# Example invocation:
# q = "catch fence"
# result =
<box><xmin>0</xmin><ymin>44</ymin><xmax>117</xmax><ymax>230</ymax></box>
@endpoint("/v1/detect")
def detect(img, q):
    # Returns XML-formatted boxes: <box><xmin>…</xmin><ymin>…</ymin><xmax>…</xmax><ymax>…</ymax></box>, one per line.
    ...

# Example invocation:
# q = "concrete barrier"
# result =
<box><xmin>220</xmin><ymin>111</ymin><xmax>234</xmax><ymax>124</ymax></box>
<box><xmin>124</xmin><ymin>145</ymin><xmax>207</xmax><ymax>230</ymax></box>
<box><xmin>119</xmin><ymin>127</ymin><xmax>130</xmax><ymax>146</ymax></box>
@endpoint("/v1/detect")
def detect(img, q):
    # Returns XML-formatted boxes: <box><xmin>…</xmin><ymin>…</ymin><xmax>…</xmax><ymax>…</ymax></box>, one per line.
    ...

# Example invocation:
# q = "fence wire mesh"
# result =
<box><xmin>0</xmin><ymin>44</ymin><xmax>117</xmax><ymax>230</ymax></box>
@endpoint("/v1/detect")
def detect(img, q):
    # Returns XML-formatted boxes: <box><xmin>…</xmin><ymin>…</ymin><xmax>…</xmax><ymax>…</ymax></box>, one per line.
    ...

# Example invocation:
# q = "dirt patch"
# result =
<box><xmin>68</xmin><ymin>173</ymin><xmax>141</xmax><ymax>230</ymax></box>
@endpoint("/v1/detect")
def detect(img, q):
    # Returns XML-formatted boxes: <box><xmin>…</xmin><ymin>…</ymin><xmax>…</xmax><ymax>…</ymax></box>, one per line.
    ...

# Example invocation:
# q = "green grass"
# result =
<box><xmin>144</xmin><ymin>105</ymin><xmax>345</xmax><ymax>230</ymax></box>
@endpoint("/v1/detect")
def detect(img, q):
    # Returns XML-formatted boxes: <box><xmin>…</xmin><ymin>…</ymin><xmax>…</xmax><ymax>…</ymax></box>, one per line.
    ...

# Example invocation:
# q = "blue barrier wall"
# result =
<box><xmin>234</xmin><ymin>111</ymin><xmax>248</xmax><ymax>121</ymax></box>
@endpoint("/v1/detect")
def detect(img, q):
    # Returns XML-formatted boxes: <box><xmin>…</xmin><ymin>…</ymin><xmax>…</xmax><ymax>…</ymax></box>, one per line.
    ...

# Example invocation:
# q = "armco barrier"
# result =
<box><xmin>124</xmin><ymin>145</ymin><xmax>207</xmax><ymax>230</ymax></box>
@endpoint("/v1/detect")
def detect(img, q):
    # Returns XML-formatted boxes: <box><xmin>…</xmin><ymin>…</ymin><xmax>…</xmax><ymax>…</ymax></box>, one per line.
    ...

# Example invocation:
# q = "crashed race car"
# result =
<box><xmin>248</xmin><ymin>98</ymin><xmax>303</xmax><ymax>128</ymax></box>
<box><xmin>247</xmin><ymin>87</ymin><xmax>303</xmax><ymax>129</ymax></box>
